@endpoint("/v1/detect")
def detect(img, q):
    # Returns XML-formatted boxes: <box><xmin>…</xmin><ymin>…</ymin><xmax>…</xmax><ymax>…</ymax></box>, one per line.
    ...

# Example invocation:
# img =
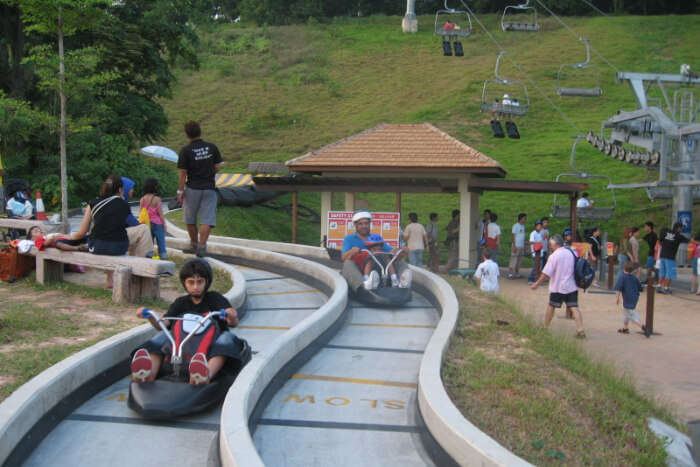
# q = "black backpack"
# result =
<box><xmin>567</xmin><ymin>248</ymin><xmax>595</xmax><ymax>290</ymax></box>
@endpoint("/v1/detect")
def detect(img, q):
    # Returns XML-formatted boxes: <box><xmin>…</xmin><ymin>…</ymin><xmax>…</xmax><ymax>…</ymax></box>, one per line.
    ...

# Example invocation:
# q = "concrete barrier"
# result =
<box><xmin>413</xmin><ymin>267</ymin><xmax>532</xmax><ymax>467</ymax></box>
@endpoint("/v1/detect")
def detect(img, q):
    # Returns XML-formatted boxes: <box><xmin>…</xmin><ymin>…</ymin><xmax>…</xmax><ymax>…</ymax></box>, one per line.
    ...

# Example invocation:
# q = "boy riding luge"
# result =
<box><xmin>131</xmin><ymin>258</ymin><xmax>242</xmax><ymax>385</ymax></box>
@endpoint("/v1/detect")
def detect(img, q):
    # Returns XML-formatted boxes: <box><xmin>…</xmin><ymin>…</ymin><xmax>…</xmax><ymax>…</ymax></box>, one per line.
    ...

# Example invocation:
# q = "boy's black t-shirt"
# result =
<box><xmin>165</xmin><ymin>291</ymin><xmax>231</xmax><ymax>331</ymax></box>
<box><xmin>177</xmin><ymin>139</ymin><xmax>222</xmax><ymax>190</ymax></box>
<box><xmin>659</xmin><ymin>230</ymin><xmax>689</xmax><ymax>259</ymax></box>
<box><xmin>88</xmin><ymin>196</ymin><xmax>129</xmax><ymax>242</ymax></box>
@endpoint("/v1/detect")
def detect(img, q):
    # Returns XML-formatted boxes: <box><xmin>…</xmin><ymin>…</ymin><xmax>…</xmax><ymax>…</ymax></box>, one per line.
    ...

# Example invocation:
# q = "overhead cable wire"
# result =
<box><xmin>576</xmin><ymin>0</ymin><xmax>681</xmax><ymax>67</ymax></box>
<box><xmin>458</xmin><ymin>0</ymin><xmax>583</xmax><ymax>134</ymax></box>
<box><xmin>532</xmin><ymin>0</ymin><xmax>620</xmax><ymax>73</ymax></box>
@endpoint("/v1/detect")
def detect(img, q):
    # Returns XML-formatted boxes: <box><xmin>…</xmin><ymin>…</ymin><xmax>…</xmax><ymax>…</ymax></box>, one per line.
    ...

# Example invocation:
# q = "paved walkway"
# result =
<box><xmin>495</xmin><ymin>266</ymin><xmax>700</xmax><ymax>424</ymax></box>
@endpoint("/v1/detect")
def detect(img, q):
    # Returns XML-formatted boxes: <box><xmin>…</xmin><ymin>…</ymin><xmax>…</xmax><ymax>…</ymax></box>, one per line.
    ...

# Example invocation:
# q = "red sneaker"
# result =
<box><xmin>131</xmin><ymin>349</ymin><xmax>152</xmax><ymax>382</ymax></box>
<box><xmin>188</xmin><ymin>352</ymin><xmax>209</xmax><ymax>385</ymax></box>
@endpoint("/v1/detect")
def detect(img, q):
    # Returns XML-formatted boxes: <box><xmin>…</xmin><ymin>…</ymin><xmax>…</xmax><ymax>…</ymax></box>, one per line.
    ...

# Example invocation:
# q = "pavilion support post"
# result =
<box><xmin>292</xmin><ymin>191</ymin><xmax>298</xmax><ymax>244</ymax></box>
<box><xmin>458</xmin><ymin>175</ymin><xmax>476</xmax><ymax>268</ymax></box>
<box><xmin>320</xmin><ymin>191</ymin><xmax>332</xmax><ymax>246</ymax></box>
<box><xmin>344</xmin><ymin>192</ymin><xmax>355</xmax><ymax>211</ymax></box>
<box><xmin>396</xmin><ymin>193</ymin><xmax>402</xmax><ymax>213</ymax></box>
<box><xmin>570</xmin><ymin>195</ymin><xmax>578</xmax><ymax>241</ymax></box>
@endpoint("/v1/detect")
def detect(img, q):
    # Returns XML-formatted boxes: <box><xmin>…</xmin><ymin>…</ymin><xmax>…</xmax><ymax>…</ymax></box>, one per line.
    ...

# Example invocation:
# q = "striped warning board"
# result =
<box><xmin>215</xmin><ymin>173</ymin><xmax>281</xmax><ymax>189</ymax></box>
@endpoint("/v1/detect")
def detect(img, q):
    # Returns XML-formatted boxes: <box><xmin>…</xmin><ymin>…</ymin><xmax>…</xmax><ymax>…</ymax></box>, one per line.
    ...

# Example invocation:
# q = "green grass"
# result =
<box><xmin>152</xmin><ymin>14</ymin><xmax>700</xmax><ymax>263</ymax></box>
<box><xmin>0</xmin><ymin>303</ymin><xmax>82</xmax><ymax>345</ymax></box>
<box><xmin>443</xmin><ymin>276</ymin><xmax>677</xmax><ymax>465</ymax></box>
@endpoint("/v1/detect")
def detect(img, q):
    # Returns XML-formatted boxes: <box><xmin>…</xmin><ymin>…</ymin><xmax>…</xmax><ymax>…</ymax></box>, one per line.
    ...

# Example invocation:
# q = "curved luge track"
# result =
<box><xmin>253</xmin><ymin>292</ymin><xmax>442</xmax><ymax>466</ymax></box>
<box><xmin>21</xmin><ymin>264</ymin><xmax>328</xmax><ymax>467</ymax></box>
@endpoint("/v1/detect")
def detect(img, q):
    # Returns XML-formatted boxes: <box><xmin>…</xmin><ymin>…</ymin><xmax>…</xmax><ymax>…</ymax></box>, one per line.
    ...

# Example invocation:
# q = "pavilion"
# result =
<box><xmin>254</xmin><ymin>123</ymin><xmax>585</xmax><ymax>267</ymax></box>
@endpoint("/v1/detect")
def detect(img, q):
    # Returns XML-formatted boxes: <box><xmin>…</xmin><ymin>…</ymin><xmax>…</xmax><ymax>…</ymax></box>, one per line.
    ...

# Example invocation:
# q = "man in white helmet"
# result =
<box><xmin>340</xmin><ymin>211</ymin><xmax>411</xmax><ymax>291</ymax></box>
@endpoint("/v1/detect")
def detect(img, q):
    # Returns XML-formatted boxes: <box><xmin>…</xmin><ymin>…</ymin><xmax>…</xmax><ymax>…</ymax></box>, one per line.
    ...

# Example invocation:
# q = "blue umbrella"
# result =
<box><xmin>140</xmin><ymin>145</ymin><xmax>178</xmax><ymax>163</ymax></box>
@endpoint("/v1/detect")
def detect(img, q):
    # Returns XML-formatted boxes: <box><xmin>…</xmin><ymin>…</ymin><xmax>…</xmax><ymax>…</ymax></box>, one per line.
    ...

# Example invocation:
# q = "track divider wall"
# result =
<box><xmin>413</xmin><ymin>267</ymin><xmax>532</xmax><ymax>467</ymax></box>
<box><xmin>0</xmin><ymin>251</ymin><xmax>245</xmax><ymax>466</ymax></box>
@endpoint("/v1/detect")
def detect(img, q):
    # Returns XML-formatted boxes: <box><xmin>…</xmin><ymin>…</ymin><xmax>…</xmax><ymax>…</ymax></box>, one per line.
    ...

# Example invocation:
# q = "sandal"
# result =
<box><xmin>617</xmin><ymin>328</ymin><xmax>629</xmax><ymax>334</ymax></box>
<box><xmin>575</xmin><ymin>330</ymin><xmax>586</xmax><ymax>339</ymax></box>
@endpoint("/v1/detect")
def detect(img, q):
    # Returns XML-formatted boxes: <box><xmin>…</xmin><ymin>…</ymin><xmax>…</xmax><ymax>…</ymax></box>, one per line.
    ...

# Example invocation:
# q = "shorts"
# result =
<box><xmin>88</xmin><ymin>238</ymin><xmax>128</xmax><ymax>256</ymax></box>
<box><xmin>549</xmin><ymin>290</ymin><xmax>578</xmax><ymax>308</ymax></box>
<box><xmin>183</xmin><ymin>187</ymin><xmax>217</xmax><ymax>227</ymax></box>
<box><xmin>622</xmin><ymin>308</ymin><xmax>641</xmax><ymax>325</ymax></box>
<box><xmin>645</xmin><ymin>256</ymin><xmax>656</xmax><ymax>269</ymax></box>
<box><xmin>658</xmin><ymin>258</ymin><xmax>676</xmax><ymax>279</ymax></box>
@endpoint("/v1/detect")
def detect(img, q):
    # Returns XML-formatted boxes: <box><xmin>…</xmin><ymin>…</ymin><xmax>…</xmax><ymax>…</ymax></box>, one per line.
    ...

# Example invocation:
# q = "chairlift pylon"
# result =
<box><xmin>501</xmin><ymin>0</ymin><xmax>539</xmax><ymax>32</ymax></box>
<box><xmin>556</xmin><ymin>38</ymin><xmax>602</xmax><ymax>98</ymax></box>
<box><xmin>434</xmin><ymin>0</ymin><xmax>472</xmax><ymax>38</ymax></box>
<box><xmin>480</xmin><ymin>52</ymin><xmax>530</xmax><ymax>117</ymax></box>
<box><xmin>552</xmin><ymin>136</ymin><xmax>617</xmax><ymax>220</ymax></box>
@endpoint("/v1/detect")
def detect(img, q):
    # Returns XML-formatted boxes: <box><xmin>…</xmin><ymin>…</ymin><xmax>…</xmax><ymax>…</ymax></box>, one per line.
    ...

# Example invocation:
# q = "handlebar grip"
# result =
<box><xmin>218</xmin><ymin>309</ymin><xmax>227</xmax><ymax>320</ymax></box>
<box><xmin>141</xmin><ymin>308</ymin><xmax>151</xmax><ymax>319</ymax></box>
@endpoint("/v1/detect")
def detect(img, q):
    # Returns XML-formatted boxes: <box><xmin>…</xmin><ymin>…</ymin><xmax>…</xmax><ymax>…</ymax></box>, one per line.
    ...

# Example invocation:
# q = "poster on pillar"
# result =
<box><xmin>326</xmin><ymin>211</ymin><xmax>401</xmax><ymax>250</ymax></box>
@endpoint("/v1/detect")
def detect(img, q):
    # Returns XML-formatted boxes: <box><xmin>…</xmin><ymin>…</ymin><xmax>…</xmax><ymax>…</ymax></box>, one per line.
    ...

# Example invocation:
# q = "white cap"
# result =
<box><xmin>352</xmin><ymin>211</ymin><xmax>372</xmax><ymax>223</ymax></box>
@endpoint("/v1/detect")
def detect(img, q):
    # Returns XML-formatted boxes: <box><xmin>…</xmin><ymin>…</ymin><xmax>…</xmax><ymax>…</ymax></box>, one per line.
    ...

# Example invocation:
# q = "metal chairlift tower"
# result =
<box><xmin>600</xmin><ymin>69</ymin><xmax>700</xmax><ymax>229</ymax></box>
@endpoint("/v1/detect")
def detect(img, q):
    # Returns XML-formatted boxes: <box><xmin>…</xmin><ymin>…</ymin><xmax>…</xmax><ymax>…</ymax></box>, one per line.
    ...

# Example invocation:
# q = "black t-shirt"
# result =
<box><xmin>178</xmin><ymin>139</ymin><xmax>222</xmax><ymax>190</ymax></box>
<box><xmin>89</xmin><ymin>196</ymin><xmax>129</xmax><ymax>243</ymax></box>
<box><xmin>643</xmin><ymin>231</ymin><xmax>658</xmax><ymax>257</ymax></box>
<box><xmin>165</xmin><ymin>291</ymin><xmax>231</xmax><ymax>332</ymax></box>
<box><xmin>659</xmin><ymin>230</ymin><xmax>689</xmax><ymax>259</ymax></box>
<box><xmin>586</xmin><ymin>235</ymin><xmax>600</xmax><ymax>258</ymax></box>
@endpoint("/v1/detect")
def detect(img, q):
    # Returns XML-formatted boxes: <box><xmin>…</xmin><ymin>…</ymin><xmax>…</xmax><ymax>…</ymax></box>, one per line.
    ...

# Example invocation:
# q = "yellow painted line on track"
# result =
<box><xmin>344</xmin><ymin>322</ymin><xmax>436</xmax><ymax>329</ymax></box>
<box><xmin>291</xmin><ymin>374</ymin><xmax>417</xmax><ymax>389</ymax></box>
<box><xmin>237</xmin><ymin>325</ymin><xmax>291</xmax><ymax>331</ymax></box>
<box><xmin>248</xmin><ymin>289</ymin><xmax>320</xmax><ymax>297</ymax></box>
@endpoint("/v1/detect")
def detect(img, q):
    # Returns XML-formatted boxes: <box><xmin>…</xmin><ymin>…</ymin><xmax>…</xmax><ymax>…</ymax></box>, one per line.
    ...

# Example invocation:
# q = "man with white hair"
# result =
<box><xmin>341</xmin><ymin>211</ymin><xmax>411</xmax><ymax>291</ymax></box>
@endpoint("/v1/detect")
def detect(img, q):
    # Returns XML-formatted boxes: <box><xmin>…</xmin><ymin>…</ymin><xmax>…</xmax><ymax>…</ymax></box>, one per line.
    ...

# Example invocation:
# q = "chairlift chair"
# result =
<box><xmin>556</xmin><ymin>39</ymin><xmax>602</xmax><ymax>97</ymax></box>
<box><xmin>551</xmin><ymin>136</ymin><xmax>616</xmax><ymax>220</ymax></box>
<box><xmin>501</xmin><ymin>0</ymin><xmax>539</xmax><ymax>32</ymax></box>
<box><xmin>480</xmin><ymin>52</ymin><xmax>530</xmax><ymax>117</ymax></box>
<box><xmin>434</xmin><ymin>1</ymin><xmax>472</xmax><ymax>39</ymax></box>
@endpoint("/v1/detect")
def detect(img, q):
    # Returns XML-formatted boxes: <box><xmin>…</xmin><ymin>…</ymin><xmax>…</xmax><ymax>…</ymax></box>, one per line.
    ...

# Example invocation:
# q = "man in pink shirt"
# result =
<box><xmin>530</xmin><ymin>234</ymin><xmax>586</xmax><ymax>338</ymax></box>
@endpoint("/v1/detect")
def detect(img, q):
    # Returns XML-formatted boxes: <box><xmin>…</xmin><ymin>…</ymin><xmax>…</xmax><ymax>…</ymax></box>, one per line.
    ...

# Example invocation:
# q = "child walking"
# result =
<box><xmin>474</xmin><ymin>248</ymin><xmax>500</xmax><ymax>294</ymax></box>
<box><xmin>141</xmin><ymin>178</ymin><xmax>168</xmax><ymax>260</ymax></box>
<box><xmin>614</xmin><ymin>261</ymin><xmax>650</xmax><ymax>337</ymax></box>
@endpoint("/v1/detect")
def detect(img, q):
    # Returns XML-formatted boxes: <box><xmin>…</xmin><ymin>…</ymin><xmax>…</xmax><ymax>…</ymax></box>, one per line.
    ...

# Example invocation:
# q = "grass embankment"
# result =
<box><xmin>0</xmin><ymin>252</ymin><xmax>232</xmax><ymax>402</ymax></box>
<box><xmin>155</xmin><ymin>14</ymin><xmax>700</xmax><ymax>264</ymax></box>
<box><xmin>443</xmin><ymin>277</ymin><xmax>677</xmax><ymax>465</ymax></box>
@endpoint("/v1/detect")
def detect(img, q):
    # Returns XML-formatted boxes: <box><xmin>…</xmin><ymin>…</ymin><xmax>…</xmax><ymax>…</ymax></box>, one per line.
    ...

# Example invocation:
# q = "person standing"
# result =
<box><xmin>530</xmin><ymin>235</ymin><xmax>586</xmax><ymax>339</ymax></box>
<box><xmin>177</xmin><ymin>120</ymin><xmax>222</xmax><ymax>257</ymax></box>
<box><xmin>629</xmin><ymin>227</ymin><xmax>641</xmax><ymax>278</ymax></box>
<box><xmin>540</xmin><ymin>217</ymin><xmax>551</xmax><ymax>266</ymax></box>
<box><xmin>642</xmin><ymin>221</ymin><xmax>658</xmax><ymax>284</ymax></box>
<box><xmin>528</xmin><ymin>220</ymin><xmax>545</xmax><ymax>284</ymax></box>
<box><xmin>445</xmin><ymin>210</ymin><xmax>460</xmax><ymax>270</ymax></box>
<box><xmin>614</xmin><ymin>262</ymin><xmax>649</xmax><ymax>337</ymax></box>
<box><xmin>657</xmin><ymin>222</ymin><xmax>690</xmax><ymax>294</ymax></box>
<box><xmin>508</xmin><ymin>213</ymin><xmax>527</xmax><ymax>278</ymax></box>
<box><xmin>403</xmin><ymin>212</ymin><xmax>428</xmax><ymax>267</ymax></box>
<box><xmin>617</xmin><ymin>227</ymin><xmax>633</xmax><ymax>284</ymax></box>
<box><xmin>476</xmin><ymin>209</ymin><xmax>492</xmax><ymax>262</ymax></box>
<box><xmin>586</xmin><ymin>226</ymin><xmax>601</xmax><ymax>285</ymax></box>
<box><xmin>425</xmin><ymin>212</ymin><xmax>440</xmax><ymax>272</ymax></box>
<box><xmin>485</xmin><ymin>212</ymin><xmax>501</xmax><ymax>263</ymax></box>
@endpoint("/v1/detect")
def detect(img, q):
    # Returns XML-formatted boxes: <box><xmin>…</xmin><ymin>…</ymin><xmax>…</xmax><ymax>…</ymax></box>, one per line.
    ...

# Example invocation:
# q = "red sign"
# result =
<box><xmin>326</xmin><ymin>211</ymin><xmax>401</xmax><ymax>250</ymax></box>
<box><xmin>606</xmin><ymin>242</ymin><xmax>614</xmax><ymax>256</ymax></box>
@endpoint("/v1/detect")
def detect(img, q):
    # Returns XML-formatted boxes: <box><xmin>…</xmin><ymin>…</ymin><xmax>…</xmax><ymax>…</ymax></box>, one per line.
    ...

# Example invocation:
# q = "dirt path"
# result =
<box><xmin>497</xmin><ymin>267</ymin><xmax>700</xmax><ymax>423</ymax></box>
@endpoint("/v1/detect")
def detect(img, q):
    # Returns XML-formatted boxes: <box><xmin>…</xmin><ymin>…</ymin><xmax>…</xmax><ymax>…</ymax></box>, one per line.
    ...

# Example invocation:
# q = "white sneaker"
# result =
<box><xmin>363</xmin><ymin>270</ymin><xmax>380</xmax><ymax>290</ymax></box>
<box><xmin>391</xmin><ymin>276</ymin><xmax>399</xmax><ymax>288</ymax></box>
<box><xmin>399</xmin><ymin>269</ymin><xmax>412</xmax><ymax>288</ymax></box>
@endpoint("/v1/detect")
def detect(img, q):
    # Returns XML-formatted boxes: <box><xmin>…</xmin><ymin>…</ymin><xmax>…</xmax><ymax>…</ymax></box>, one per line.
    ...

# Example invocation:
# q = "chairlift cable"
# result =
<box><xmin>458</xmin><ymin>0</ymin><xmax>583</xmax><ymax>134</ymax></box>
<box><xmin>532</xmin><ymin>0</ymin><xmax>620</xmax><ymax>73</ymax></box>
<box><xmin>577</xmin><ymin>0</ymin><xmax>681</xmax><ymax>67</ymax></box>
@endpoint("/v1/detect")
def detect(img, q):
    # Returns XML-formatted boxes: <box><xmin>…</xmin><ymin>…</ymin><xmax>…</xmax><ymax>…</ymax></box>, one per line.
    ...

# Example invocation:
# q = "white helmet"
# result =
<box><xmin>352</xmin><ymin>211</ymin><xmax>372</xmax><ymax>223</ymax></box>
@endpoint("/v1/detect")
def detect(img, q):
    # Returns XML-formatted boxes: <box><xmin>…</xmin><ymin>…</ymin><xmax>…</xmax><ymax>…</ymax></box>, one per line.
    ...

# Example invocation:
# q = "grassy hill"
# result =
<box><xmin>158</xmin><ymin>14</ymin><xmax>700</xmax><ymax>251</ymax></box>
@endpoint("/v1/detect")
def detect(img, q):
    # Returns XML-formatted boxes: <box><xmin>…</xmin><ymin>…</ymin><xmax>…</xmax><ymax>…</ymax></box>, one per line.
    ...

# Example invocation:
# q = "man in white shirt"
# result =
<box><xmin>576</xmin><ymin>192</ymin><xmax>594</xmax><ymax>209</ymax></box>
<box><xmin>528</xmin><ymin>220</ymin><xmax>545</xmax><ymax>284</ymax></box>
<box><xmin>508</xmin><ymin>213</ymin><xmax>527</xmax><ymax>278</ymax></box>
<box><xmin>475</xmin><ymin>248</ymin><xmax>500</xmax><ymax>294</ymax></box>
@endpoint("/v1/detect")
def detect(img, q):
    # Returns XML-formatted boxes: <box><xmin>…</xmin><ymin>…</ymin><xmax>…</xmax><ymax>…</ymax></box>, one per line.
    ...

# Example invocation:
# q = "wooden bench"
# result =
<box><xmin>31</xmin><ymin>247</ymin><xmax>175</xmax><ymax>304</ymax></box>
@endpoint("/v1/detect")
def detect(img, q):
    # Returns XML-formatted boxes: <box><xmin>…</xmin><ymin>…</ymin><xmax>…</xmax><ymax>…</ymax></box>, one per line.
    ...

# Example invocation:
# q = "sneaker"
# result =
<box><xmin>507</xmin><ymin>273</ymin><xmax>514</xmax><ymax>279</ymax></box>
<box><xmin>399</xmin><ymin>268</ymin><xmax>412</xmax><ymax>288</ymax></box>
<box><xmin>131</xmin><ymin>349</ymin><xmax>152</xmax><ymax>382</ymax></box>
<box><xmin>391</xmin><ymin>276</ymin><xmax>399</xmax><ymax>288</ymax></box>
<box><xmin>182</xmin><ymin>243</ymin><xmax>198</xmax><ymax>254</ymax></box>
<box><xmin>663</xmin><ymin>288</ymin><xmax>671</xmax><ymax>294</ymax></box>
<box><xmin>188</xmin><ymin>352</ymin><xmax>209</xmax><ymax>385</ymax></box>
<box><xmin>196</xmin><ymin>244</ymin><xmax>207</xmax><ymax>257</ymax></box>
<box><xmin>575</xmin><ymin>330</ymin><xmax>586</xmax><ymax>339</ymax></box>
<box><xmin>363</xmin><ymin>270</ymin><xmax>380</xmax><ymax>290</ymax></box>
<box><xmin>642</xmin><ymin>325</ymin><xmax>651</xmax><ymax>338</ymax></box>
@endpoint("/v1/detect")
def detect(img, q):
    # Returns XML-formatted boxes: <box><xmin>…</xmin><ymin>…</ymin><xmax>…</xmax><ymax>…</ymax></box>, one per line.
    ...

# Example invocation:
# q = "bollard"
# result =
<box><xmin>645</xmin><ymin>270</ymin><xmax>656</xmax><ymax>335</ymax></box>
<box><xmin>607</xmin><ymin>256</ymin><xmax>615</xmax><ymax>289</ymax></box>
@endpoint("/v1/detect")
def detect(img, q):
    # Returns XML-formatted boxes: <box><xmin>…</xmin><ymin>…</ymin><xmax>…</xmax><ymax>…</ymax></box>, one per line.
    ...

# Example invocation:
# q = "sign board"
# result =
<box><xmin>326</xmin><ymin>211</ymin><xmax>401</xmax><ymax>250</ymax></box>
<box><xmin>678</xmin><ymin>210</ymin><xmax>692</xmax><ymax>235</ymax></box>
<box><xmin>571</xmin><ymin>241</ymin><xmax>592</xmax><ymax>259</ymax></box>
<box><xmin>606</xmin><ymin>242</ymin><xmax>614</xmax><ymax>256</ymax></box>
